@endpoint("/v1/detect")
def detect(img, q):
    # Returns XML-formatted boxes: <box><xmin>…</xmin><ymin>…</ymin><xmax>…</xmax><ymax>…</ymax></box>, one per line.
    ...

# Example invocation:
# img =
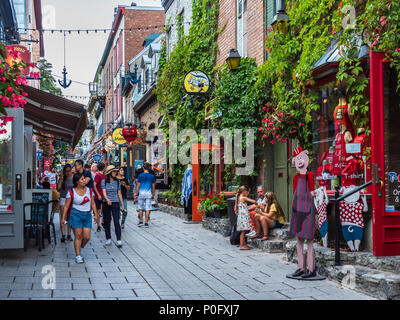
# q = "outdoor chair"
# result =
<box><xmin>24</xmin><ymin>202</ymin><xmax>47</xmax><ymax>252</ymax></box>
<box><xmin>46</xmin><ymin>200</ymin><xmax>59</xmax><ymax>245</ymax></box>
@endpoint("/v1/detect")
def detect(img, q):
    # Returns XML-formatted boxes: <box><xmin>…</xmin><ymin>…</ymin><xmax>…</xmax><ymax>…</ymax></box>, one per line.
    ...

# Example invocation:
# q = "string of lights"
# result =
<box><xmin>10</xmin><ymin>22</ymin><xmax>192</xmax><ymax>34</ymax></box>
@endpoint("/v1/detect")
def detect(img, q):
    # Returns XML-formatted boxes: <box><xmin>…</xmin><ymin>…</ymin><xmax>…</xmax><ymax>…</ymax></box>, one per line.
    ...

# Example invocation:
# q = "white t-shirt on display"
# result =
<box><xmin>66</xmin><ymin>187</ymin><xmax>92</xmax><ymax>212</ymax></box>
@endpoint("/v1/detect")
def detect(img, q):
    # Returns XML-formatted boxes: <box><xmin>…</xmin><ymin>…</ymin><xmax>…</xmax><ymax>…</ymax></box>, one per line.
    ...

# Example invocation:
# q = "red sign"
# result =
<box><xmin>44</xmin><ymin>159</ymin><xmax>51</xmax><ymax>173</ymax></box>
<box><xmin>6</xmin><ymin>45</ymin><xmax>31</xmax><ymax>76</ymax></box>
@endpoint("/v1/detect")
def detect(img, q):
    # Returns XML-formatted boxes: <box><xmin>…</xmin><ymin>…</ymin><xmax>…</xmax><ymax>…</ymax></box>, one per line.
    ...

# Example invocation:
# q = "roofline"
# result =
<box><xmin>117</xmin><ymin>5</ymin><xmax>164</xmax><ymax>11</ymax></box>
<box><xmin>128</xmin><ymin>34</ymin><xmax>164</xmax><ymax>66</ymax></box>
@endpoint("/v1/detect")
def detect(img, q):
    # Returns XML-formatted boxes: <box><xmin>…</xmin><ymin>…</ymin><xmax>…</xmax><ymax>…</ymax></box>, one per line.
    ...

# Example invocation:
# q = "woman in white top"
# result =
<box><xmin>62</xmin><ymin>172</ymin><xmax>100</xmax><ymax>263</ymax></box>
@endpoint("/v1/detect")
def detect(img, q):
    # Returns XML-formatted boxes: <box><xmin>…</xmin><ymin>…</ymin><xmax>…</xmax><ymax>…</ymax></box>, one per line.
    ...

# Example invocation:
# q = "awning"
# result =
<box><xmin>22</xmin><ymin>86</ymin><xmax>88</xmax><ymax>147</ymax></box>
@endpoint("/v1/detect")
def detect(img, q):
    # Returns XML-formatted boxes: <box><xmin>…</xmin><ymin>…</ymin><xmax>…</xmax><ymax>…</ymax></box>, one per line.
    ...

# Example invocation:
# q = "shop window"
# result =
<box><xmin>383</xmin><ymin>66</ymin><xmax>400</xmax><ymax>211</ymax></box>
<box><xmin>312</xmin><ymin>84</ymin><xmax>368</xmax><ymax>191</ymax></box>
<box><xmin>237</xmin><ymin>0</ymin><xmax>247</xmax><ymax>57</ymax></box>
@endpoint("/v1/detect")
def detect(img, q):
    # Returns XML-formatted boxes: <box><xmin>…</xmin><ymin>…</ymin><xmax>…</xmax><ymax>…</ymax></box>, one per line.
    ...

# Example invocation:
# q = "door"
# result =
<box><xmin>0</xmin><ymin>108</ymin><xmax>25</xmax><ymax>249</ymax></box>
<box><xmin>370</xmin><ymin>51</ymin><xmax>400</xmax><ymax>256</ymax></box>
<box><xmin>192</xmin><ymin>144</ymin><xmax>222</xmax><ymax>221</ymax></box>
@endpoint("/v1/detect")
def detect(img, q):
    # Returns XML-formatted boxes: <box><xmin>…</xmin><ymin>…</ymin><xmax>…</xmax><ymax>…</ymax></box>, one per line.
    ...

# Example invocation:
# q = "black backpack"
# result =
<box><xmin>230</xmin><ymin>224</ymin><xmax>241</xmax><ymax>245</ymax></box>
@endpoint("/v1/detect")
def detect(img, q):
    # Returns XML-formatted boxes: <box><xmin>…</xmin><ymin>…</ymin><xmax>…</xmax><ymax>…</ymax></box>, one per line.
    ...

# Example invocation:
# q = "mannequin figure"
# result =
<box><xmin>317</xmin><ymin>159</ymin><xmax>334</xmax><ymax>189</ymax></box>
<box><xmin>353</xmin><ymin>128</ymin><xmax>366</xmax><ymax>157</ymax></box>
<box><xmin>314</xmin><ymin>187</ymin><xmax>329</xmax><ymax>248</ymax></box>
<box><xmin>339</xmin><ymin>185</ymin><xmax>368</xmax><ymax>251</ymax></box>
<box><xmin>181</xmin><ymin>164</ymin><xmax>193</xmax><ymax>216</ymax></box>
<box><xmin>333</xmin><ymin>97</ymin><xmax>355</xmax><ymax>176</ymax></box>
<box><xmin>289</xmin><ymin>147</ymin><xmax>317</xmax><ymax>279</ymax></box>
<box><xmin>326</xmin><ymin>146</ymin><xmax>335</xmax><ymax>166</ymax></box>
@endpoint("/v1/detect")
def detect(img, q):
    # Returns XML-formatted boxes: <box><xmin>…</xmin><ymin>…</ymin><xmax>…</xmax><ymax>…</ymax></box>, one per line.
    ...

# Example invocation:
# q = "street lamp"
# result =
<box><xmin>226</xmin><ymin>49</ymin><xmax>241</xmax><ymax>70</ymax></box>
<box><xmin>271</xmin><ymin>0</ymin><xmax>290</xmax><ymax>34</ymax></box>
<box><xmin>89</xmin><ymin>82</ymin><xmax>98</xmax><ymax>95</ymax></box>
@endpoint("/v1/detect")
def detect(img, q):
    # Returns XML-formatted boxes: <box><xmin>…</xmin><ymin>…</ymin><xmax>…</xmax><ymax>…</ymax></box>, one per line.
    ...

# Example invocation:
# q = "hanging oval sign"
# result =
<box><xmin>183</xmin><ymin>70</ymin><xmax>210</xmax><ymax>95</ymax></box>
<box><xmin>112</xmin><ymin>128</ymin><xmax>127</xmax><ymax>145</ymax></box>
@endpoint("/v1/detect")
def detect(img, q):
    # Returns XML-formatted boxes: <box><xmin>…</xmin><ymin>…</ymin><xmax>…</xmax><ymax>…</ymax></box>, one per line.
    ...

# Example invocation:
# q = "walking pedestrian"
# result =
<box><xmin>94</xmin><ymin>162</ymin><xmax>106</xmax><ymax>232</ymax></box>
<box><xmin>134</xmin><ymin>162</ymin><xmax>155</xmax><ymax>228</ymax></box>
<box><xmin>91</xmin><ymin>163</ymin><xmax>98</xmax><ymax>181</ymax></box>
<box><xmin>235</xmin><ymin>186</ymin><xmax>259</xmax><ymax>250</ymax></box>
<box><xmin>116</xmin><ymin>166</ymin><xmax>130</xmax><ymax>229</ymax></box>
<box><xmin>57</xmin><ymin>164</ymin><xmax>74</xmax><ymax>242</ymax></box>
<box><xmin>74</xmin><ymin>159</ymin><xmax>94</xmax><ymax>188</ymax></box>
<box><xmin>61</xmin><ymin>172</ymin><xmax>100</xmax><ymax>264</ymax></box>
<box><xmin>102</xmin><ymin>165</ymin><xmax>125</xmax><ymax>248</ymax></box>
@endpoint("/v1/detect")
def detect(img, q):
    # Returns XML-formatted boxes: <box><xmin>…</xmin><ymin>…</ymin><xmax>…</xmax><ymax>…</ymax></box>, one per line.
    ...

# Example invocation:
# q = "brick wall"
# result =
<box><xmin>216</xmin><ymin>0</ymin><xmax>265</xmax><ymax>66</ymax></box>
<box><xmin>124</xmin><ymin>9</ymin><xmax>165</xmax><ymax>70</ymax></box>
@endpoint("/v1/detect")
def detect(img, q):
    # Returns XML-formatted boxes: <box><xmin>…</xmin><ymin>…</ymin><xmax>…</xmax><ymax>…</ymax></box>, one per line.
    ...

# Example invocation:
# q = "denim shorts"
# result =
<box><xmin>69</xmin><ymin>208</ymin><xmax>92</xmax><ymax>229</ymax></box>
<box><xmin>138</xmin><ymin>198</ymin><xmax>152</xmax><ymax>211</ymax></box>
<box><xmin>274</xmin><ymin>221</ymin><xmax>284</xmax><ymax>229</ymax></box>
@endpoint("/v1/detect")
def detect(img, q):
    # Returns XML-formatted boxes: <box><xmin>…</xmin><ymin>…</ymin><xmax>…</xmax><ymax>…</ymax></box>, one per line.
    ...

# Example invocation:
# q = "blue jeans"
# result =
<box><xmin>103</xmin><ymin>202</ymin><xmax>121</xmax><ymax>241</ymax></box>
<box><xmin>121</xmin><ymin>198</ymin><xmax>128</xmax><ymax>225</ymax></box>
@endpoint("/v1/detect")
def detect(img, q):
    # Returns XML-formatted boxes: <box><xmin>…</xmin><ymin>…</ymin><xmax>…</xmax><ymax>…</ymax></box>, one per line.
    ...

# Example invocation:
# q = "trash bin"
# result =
<box><xmin>227</xmin><ymin>197</ymin><xmax>237</xmax><ymax>228</ymax></box>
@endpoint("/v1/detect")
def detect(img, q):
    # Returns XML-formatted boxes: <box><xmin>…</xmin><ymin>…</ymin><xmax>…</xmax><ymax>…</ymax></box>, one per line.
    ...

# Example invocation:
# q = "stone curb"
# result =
<box><xmin>285</xmin><ymin>241</ymin><xmax>400</xmax><ymax>300</ymax></box>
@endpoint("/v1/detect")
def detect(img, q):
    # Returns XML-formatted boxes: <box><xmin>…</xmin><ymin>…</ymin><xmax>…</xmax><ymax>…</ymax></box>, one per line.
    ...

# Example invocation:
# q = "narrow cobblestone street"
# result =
<box><xmin>0</xmin><ymin>201</ymin><xmax>375</xmax><ymax>300</ymax></box>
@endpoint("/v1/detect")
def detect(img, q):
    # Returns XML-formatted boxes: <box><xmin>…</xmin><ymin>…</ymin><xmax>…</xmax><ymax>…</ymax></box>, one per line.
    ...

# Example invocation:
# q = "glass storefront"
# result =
<box><xmin>312</xmin><ymin>83</ymin><xmax>368</xmax><ymax>191</ymax></box>
<box><xmin>0</xmin><ymin>121</ymin><xmax>13</xmax><ymax>211</ymax></box>
<box><xmin>383</xmin><ymin>66</ymin><xmax>400</xmax><ymax>212</ymax></box>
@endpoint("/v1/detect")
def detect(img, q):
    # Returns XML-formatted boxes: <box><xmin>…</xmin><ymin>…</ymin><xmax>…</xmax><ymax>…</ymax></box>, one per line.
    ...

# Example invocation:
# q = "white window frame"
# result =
<box><xmin>236</xmin><ymin>0</ymin><xmax>247</xmax><ymax>57</ymax></box>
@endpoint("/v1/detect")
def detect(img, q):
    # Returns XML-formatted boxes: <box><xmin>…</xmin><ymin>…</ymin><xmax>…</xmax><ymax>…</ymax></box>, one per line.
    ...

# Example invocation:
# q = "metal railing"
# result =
<box><xmin>333</xmin><ymin>180</ymin><xmax>372</xmax><ymax>266</ymax></box>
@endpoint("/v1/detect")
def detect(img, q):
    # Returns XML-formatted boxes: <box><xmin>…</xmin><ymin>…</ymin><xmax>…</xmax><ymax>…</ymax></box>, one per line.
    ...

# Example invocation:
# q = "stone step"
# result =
<box><xmin>247</xmin><ymin>238</ymin><xmax>287</xmax><ymax>253</ymax></box>
<box><xmin>285</xmin><ymin>240</ymin><xmax>400</xmax><ymax>300</ymax></box>
<box><xmin>286</xmin><ymin>240</ymin><xmax>400</xmax><ymax>274</ymax></box>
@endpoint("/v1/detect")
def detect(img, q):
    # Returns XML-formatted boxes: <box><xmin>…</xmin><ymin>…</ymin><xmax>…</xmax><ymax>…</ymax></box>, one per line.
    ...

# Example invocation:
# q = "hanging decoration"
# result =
<box><xmin>37</xmin><ymin>131</ymin><xmax>55</xmax><ymax>160</ymax></box>
<box><xmin>58</xmin><ymin>32</ymin><xmax>72</xmax><ymax>89</ymax></box>
<box><xmin>122</xmin><ymin>126</ymin><xmax>138</xmax><ymax>143</ymax></box>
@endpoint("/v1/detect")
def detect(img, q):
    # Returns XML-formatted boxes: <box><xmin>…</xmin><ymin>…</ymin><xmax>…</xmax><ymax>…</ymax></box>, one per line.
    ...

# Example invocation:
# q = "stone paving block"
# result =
<box><xmin>126</xmin><ymin>276</ymin><xmax>146</xmax><ymax>283</ymax></box>
<box><xmin>9</xmin><ymin>290</ymin><xmax>52</xmax><ymax>298</ymax></box>
<box><xmin>103</xmin><ymin>277</ymin><xmax>128</xmax><ymax>284</ymax></box>
<box><xmin>94</xmin><ymin>289</ymin><xmax>136</xmax><ymax>298</ymax></box>
<box><xmin>159</xmin><ymin>295</ymin><xmax>182</xmax><ymax>300</ymax></box>
<box><xmin>133</xmin><ymin>288</ymin><xmax>157</xmax><ymax>296</ymax></box>
<box><xmin>0</xmin><ymin>290</ymin><xmax>10</xmax><ymax>298</ymax></box>
<box><xmin>53</xmin><ymin>290</ymin><xmax>94</xmax><ymax>298</ymax></box>
<box><xmin>278</xmin><ymin>287</ymin><xmax>328</xmax><ymax>299</ymax></box>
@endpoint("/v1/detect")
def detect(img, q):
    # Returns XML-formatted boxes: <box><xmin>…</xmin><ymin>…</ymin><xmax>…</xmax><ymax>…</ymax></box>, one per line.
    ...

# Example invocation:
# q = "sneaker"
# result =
<box><xmin>144</xmin><ymin>223</ymin><xmax>149</xmax><ymax>228</ymax></box>
<box><xmin>301</xmin><ymin>269</ymin><xmax>317</xmax><ymax>279</ymax></box>
<box><xmin>137</xmin><ymin>221</ymin><xmax>143</xmax><ymax>227</ymax></box>
<box><xmin>116</xmin><ymin>240</ymin><xmax>123</xmax><ymax>248</ymax></box>
<box><xmin>246</xmin><ymin>230</ymin><xmax>256</xmax><ymax>237</ymax></box>
<box><xmin>66</xmin><ymin>235</ymin><xmax>73</xmax><ymax>241</ymax></box>
<box><xmin>75</xmin><ymin>255</ymin><xmax>84</xmax><ymax>264</ymax></box>
<box><xmin>60</xmin><ymin>236</ymin><xmax>65</xmax><ymax>243</ymax></box>
<box><xmin>121</xmin><ymin>223</ymin><xmax>125</xmax><ymax>229</ymax></box>
<box><xmin>97</xmin><ymin>226</ymin><xmax>101</xmax><ymax>232</ymax></box>
<box><xmin>105</xmin><ymin>239</ymin><xmax>112</xmax><ymax>246</ymax></box>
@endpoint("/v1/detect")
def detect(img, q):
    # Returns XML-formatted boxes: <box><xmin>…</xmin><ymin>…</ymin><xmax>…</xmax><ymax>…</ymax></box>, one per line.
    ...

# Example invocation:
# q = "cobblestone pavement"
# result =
<box><xmin>0</xmin><ymin>201</ymin><xmax>375</xmax><ymax>300</ymax></box>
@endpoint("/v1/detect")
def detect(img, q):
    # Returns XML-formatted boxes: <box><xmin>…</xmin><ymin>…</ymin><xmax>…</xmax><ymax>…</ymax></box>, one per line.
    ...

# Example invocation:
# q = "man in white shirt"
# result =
<box><xmin>247</xmin><ymin>185</ymin><xmax>266</xmax><ymax>237</ymax></box>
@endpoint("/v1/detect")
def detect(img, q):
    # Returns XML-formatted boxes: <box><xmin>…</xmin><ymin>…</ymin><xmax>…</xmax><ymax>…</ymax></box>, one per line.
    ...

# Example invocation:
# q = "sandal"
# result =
<box><xmin>250</xmin><ymin>233</ymin><xmax>262</xmax><ymax>239</ymax></box>
<box><xmin>261</xmin><ymin>236</ymin><xmax>268</xmax><ymax>241</ymax></box>
<box><xmin>240</xmin><ymin>246</ymin><xmax>252</xmax><ymax>250</ymax></box>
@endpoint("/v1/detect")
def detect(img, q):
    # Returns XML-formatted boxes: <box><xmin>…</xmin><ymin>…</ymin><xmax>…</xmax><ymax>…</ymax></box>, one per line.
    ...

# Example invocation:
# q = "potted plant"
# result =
<box><xmin>198</xmin><ymin>193</ymin><xmax>227</xmax><ymax>218</ymax></box>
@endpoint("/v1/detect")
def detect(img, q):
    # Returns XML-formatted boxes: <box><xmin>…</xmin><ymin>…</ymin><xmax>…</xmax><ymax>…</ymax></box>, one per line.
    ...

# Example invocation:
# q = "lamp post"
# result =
<box><xmin>226</xmin><ymin>49</ymin><xmax>241</xmax><ymax>70</ymax></box>
<box><xmin>271</xmin><ymin>0</ymin><xmax>290</xmax><ymax>33</ymax></box>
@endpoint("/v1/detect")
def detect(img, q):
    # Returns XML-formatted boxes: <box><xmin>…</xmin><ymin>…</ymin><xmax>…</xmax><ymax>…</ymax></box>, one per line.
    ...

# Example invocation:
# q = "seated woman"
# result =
<box><xmin>251</xmin><ymin>191</ymin><xmax>285</xmax><ymax>241</ymax></box>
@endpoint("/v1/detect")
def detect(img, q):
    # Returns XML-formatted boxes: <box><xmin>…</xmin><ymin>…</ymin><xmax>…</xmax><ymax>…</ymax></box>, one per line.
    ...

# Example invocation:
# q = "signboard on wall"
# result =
<box><xmin>183</xmin><ymin>70</ymin><xmax>210</xmax><ymax>95</ymax></box>
<box><xmin>6</xmin><ymin>45</ymin><xmax>31</xmax><ymax>76</ymax></box>
<box><xmin>112</xmin><ymin>128</ymin><xmax>127</xmax><ymax>145</ymax></box>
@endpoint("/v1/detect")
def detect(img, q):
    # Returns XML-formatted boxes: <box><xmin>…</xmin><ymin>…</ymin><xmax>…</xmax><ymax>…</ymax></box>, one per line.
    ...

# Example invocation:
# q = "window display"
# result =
<box><xmin>312</xmin><ymin>85</ymin><xmax>368</xmax><ymax>191</ymax></box>
<box><xmin>0</xmin><ymin>121</ymin><xmax>12</xmax><ymax>212</ymax></box>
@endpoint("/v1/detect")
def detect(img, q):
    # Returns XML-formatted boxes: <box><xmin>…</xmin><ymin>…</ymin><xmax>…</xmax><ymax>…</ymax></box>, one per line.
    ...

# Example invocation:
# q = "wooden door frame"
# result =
<box><xmin>191</xmin><ymin>143</ymin><xmax>222</xmax><ymax>221</ymax></box>
<box><xmin>370</xmin><ymin>50</ymin><xmax>400</xmax><ymax>256</ymax></box>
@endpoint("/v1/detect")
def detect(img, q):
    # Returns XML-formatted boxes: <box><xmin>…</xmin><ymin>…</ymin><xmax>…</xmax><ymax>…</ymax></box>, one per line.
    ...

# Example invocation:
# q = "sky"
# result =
<box><xmin>41</xmin><ymin>0</ymin><xmax>162</xmax><ymax>104</ymax></box>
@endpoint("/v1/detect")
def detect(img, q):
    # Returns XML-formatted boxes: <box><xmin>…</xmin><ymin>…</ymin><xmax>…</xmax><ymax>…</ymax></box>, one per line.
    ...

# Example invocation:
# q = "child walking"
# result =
<box><xmin>236</xmin><ymin>186</ymin><xmax>259</xmax><ymax>250</ymax></box>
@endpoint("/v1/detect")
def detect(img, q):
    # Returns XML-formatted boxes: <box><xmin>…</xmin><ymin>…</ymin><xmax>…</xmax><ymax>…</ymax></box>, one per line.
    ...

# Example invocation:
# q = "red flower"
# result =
<box><xmin>213</xmin><ymin>200</ymin><xmax>216</xmax><ymax>203</ymax></box>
